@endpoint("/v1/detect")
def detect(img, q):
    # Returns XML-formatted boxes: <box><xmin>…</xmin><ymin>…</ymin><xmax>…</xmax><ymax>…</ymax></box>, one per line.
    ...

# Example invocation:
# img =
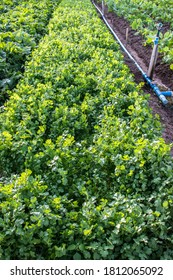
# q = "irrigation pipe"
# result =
<box><xmin>92</xmin><ymin>0</ymin><xmax>173</xmax><ymax>106</ymax></box>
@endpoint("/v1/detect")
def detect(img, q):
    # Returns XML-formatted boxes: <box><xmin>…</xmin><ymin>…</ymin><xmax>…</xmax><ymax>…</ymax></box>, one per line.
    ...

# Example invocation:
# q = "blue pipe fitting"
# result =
<box><xmin>161</xmin><ymin>91</ymin><xmax>173</xmax><ymax>97</ymax></box>
<box><xmin>154</xmin><ymin>37</ymin><xmax>159</xmax><ymax>45</ymax></box>
<box><xmin>143</xmin><ymin>74</ymin><xmax>169</xmax><ymax>106</ymax></box>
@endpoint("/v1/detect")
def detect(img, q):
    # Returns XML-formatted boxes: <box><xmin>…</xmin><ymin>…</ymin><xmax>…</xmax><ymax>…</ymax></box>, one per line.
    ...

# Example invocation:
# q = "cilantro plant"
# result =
<box><xmin>0</xmin><ymin>0</ymin><xmax>61</xmax><ymax>104</ymax></box>
<box><xmin>0</xmin><ymin>0</ymin><xmax>173</xmax><ymax>260</ymax></box>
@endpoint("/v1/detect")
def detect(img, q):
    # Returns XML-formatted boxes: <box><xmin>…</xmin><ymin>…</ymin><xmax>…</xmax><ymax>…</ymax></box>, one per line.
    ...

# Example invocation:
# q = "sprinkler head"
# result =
<box><xmin>157</xmin><ymin>22</ymin><xmax>163</xmax><ymax>31</ymax></box>
<box><xmin>156</xmin><ymin>23</ymin><xmax>163</xmax><ymax>37</ymax></box>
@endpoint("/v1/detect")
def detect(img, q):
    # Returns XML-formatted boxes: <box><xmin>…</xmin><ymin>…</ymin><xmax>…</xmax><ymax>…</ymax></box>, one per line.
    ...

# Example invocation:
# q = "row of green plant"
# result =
<box><xmin>0</xmin><ymin>0</ymin><xmax>173</xmax><ymax>259</ymax></box>
<box><xmin>0</xmin><ymin>0</ymin><xmax>61</xmax><ymax>104</ymax></box>
<box><xmin>0</xmin><ymin>0</ymin><xmax>23</xmax><ymax>14</ymax></box>
<box><xmin>100</xmin><ymin>0</ymin><xmax>173</xmax><ymax>69</ymax></box>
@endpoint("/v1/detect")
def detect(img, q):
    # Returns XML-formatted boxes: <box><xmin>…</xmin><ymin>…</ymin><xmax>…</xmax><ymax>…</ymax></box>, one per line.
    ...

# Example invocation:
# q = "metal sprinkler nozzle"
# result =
<box><xmin>156</xmin><ymin>22</ymin><xmax>163</xmax><ymax>36</ymax></box>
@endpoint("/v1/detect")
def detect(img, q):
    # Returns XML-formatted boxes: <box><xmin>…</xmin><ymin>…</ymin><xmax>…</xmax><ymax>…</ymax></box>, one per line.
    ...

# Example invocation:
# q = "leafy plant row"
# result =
<box><xmin>0</xmin><ymin>0</ymin><xmax>61</xmax><ymax>104</ymax></box>
<box><xmin>0</xmin><ymin>0</ymin><xmax>25</xmax><ymax>14</ymax></box>
<box><xmin>101</xmin><ymin>0</ymin><xmax>173</xmax><ymax>69</ymax></box>
<box><xmin>0</xmin><ymin>0</ymin><xmax>173</xmax><ymax>260</ymax></box>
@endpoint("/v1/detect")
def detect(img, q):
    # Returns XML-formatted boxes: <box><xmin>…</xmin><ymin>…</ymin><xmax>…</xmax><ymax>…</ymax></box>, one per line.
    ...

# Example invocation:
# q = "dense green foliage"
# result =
<box><xmin>0</xmin><ymin>0</ymin><xmax>173</xmax><ymax>260</ymax></box>
<box><xmin>102</xmin><ymin>0</ymin><xmax>173</xmax><ymax>68</ymax></box>
<box><xmin>0</xmin><ymin>0</ymin><xmax>61</xmax><ymax>104</ymax></box>
<box><xmin>0</xmin><ymin>0</ymin><xmax>23</xmax><ymax>13</ymax></box>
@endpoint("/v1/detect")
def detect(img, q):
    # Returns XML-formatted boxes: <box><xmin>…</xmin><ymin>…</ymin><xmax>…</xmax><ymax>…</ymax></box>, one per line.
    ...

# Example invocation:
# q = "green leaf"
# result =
<box><xmin>163</xmin><ymin>201</ymin><xmax>169</xmax><ymax>208</ymax></box>
<box><xmin>73</xmin><ymin>253</ymin><xmax>82</xmax><ymax>260</ymax></box>
<box><xmin>67</xmin><ymin>244</ymin><xmax>76</xmax><ymax>251</ymax></box>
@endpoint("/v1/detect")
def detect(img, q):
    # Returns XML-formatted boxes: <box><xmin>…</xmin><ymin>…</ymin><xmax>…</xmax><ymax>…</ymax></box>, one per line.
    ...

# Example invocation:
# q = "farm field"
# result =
<box><xmin>0</xmin><ymin>0</ymin><xmax>173</xmax><ymax>260</ymax></box>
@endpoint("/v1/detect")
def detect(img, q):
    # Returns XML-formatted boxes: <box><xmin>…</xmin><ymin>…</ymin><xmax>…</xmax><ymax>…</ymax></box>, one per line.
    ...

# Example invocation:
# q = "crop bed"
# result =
<box><xmin>0</xmin><ymin>0</ymin><xmax>173</xmax><ymax>260</ymax></box>
<box><xmin>0</xmin><ymin>0</ymin><xmax>61</xmax><ymax>104</ymax></box>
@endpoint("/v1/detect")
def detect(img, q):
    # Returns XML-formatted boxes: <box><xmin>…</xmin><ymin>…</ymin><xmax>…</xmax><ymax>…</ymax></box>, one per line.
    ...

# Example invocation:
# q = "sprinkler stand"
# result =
<box><xmin>148</xmin><ymin>23</ymin><xmax>162</xmax><ymax>79</ymax></box>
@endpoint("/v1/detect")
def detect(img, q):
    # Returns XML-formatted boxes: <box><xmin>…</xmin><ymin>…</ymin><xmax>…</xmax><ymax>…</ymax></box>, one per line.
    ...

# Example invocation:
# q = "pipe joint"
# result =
<box><xmin>154</xmin><ymin>37</ymin><xmax>159</xmax><ymax>45</ymax></box>
<box><xmin>143</xmin><ymin>74</ymin><xmax>168</xmax><ymax>105</ymax></box>
<box><xmin>161</xmin><ymin>91</ymin><xmax>173</xmax><ymax>97</ymax></box>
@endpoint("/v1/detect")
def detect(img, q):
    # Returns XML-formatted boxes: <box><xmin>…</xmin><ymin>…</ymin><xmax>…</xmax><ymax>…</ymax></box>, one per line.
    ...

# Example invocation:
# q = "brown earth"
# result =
<box><xmin>93</xmin><ymin>1</ymin><xmax>173</xmax><ymax>153</ymax></box>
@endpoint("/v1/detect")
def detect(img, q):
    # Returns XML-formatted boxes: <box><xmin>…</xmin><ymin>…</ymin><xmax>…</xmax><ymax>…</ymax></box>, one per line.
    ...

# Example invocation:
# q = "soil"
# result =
<box><xmin>93</xmin><ymin>1</ymin><xmax>173</xmax><ymax>154</ymax></box>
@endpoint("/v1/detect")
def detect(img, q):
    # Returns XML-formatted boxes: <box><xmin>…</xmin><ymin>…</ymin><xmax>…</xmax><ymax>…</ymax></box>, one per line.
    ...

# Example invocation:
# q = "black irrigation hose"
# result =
<box><xmin>92</xmin><ymin>0</ymin><xmax>173</xmax><ymax>106</ymax></box>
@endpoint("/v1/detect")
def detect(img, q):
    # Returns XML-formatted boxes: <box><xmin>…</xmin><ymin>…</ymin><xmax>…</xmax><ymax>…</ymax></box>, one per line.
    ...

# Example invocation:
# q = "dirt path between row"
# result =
<box><xmin>93</xmin><ymin>1</ymin><xmax>173</xmax><ymax>152</ymax></box>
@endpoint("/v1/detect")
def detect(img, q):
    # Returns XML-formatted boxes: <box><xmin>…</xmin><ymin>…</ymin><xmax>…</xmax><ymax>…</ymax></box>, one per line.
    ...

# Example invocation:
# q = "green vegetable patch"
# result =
<box><xmin>0</xmin><ymin>0</ymin><xmax>61</xmax><ymax>104</ymax></box>
<box><xmin>0</xmin><ymin>0</ymin><xmax>173</xmax><ymax>259</ymax></box>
